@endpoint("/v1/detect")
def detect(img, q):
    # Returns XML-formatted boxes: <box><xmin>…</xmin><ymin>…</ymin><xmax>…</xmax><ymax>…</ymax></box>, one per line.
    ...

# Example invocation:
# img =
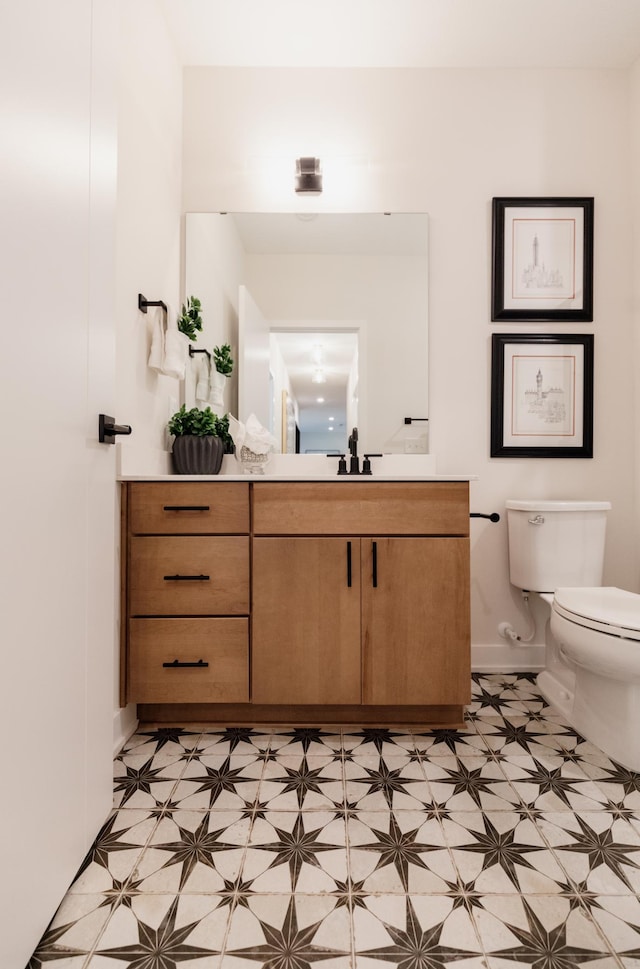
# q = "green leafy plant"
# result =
<box><xmin>177</xmin><ymin>296</ymin><xmax>203</xmax><ymax>341</ymax></box>
<box><xmin>213</xmin><ymin>413</ymin><xmax>234</xmax><ymax>452</ymax></box>
<box><xmin>168</xmin><ymin>405</ymin><xmax>219</xmax><ymax>437</ymax></box>
<box><xmin>212</xmin><ymin>343</ymin><xmax>233</xmax><ymax>376</ymax></box>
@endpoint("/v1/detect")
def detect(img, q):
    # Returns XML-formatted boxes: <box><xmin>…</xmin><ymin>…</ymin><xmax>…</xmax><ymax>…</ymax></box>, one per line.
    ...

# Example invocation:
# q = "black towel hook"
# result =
<box><xmin>138</xmin><ymin>293</ymin><xmax>167</xmax><ymax>328</ymax></box>
<box><xmin>188</xmin><ymin>346</ymin><xmax>211</xmax><ymax>360</ymax></box>
<box><xmin>470</xmin><ymin>512</ymin><xmax>500</xmax><ymax>523</ymax></box>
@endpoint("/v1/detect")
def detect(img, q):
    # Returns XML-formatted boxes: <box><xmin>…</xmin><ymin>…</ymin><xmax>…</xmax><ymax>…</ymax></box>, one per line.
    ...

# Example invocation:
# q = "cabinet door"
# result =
<box><xmin>362</xmin><ymin>538</ymin><xmax>470</xmax><ymax>705</ymax></box>
<box><xmin>252</xmin><ymin>538</ymin><xmax>361</xmax><ymax>704</ymax></box>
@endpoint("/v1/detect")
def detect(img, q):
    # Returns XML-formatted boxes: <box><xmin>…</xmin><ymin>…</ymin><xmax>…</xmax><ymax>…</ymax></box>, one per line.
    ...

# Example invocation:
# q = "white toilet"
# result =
<box><xmin>506</xmin><ymin>499</ymin><xmax>640</xmax><ymax>770</ymax></box>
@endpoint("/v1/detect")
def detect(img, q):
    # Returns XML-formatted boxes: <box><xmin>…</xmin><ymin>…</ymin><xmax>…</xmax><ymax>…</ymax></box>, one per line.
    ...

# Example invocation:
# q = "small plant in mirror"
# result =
<box><xmin>177</xmin><ymin>296</ymin><xmax>203</xmax><ymax>341</ymax></box>
<box><xmin>214</xmin><ymin>413</ymin><xmax>234</xmax><ymax>453</ymax></box>
<box><xmin>213</xmin><ymin>343</ymin><xmax>233</xmax><ymax>376</ymax></box>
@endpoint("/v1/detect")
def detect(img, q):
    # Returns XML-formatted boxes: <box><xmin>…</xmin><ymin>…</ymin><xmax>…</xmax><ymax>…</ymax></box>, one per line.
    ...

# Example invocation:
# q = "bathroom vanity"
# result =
<box><xmin>120</xmin><ymin>476</ymin><xmax>471</xmax><ymax>726</ymax></box>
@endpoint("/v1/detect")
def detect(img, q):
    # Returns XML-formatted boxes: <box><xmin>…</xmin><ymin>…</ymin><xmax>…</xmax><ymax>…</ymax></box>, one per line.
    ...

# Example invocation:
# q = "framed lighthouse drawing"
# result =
<box><xmin>491</xmin><ymin>197</ymin><xmax>594</xmax><ymax>321</ymax></box>
<box><xmin>490</xmin><ymin>333</ymin><xmax>594</xmax><ymax>458</ymax></box>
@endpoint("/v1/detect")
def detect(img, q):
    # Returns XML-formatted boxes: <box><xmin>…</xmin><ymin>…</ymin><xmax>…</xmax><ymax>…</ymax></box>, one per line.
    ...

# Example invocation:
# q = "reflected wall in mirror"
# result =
<box><xmin>184</xmin><ymin>212</ymin><xmax>429</xmax><ymax>456</ymax></box>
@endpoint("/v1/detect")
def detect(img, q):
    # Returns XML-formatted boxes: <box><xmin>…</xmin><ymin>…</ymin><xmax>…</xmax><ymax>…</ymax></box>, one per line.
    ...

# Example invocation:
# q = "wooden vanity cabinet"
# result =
<box><xmin>121</xmin><ymin>482</ymin><xmax>250</xmax><ymax>705</ymax></box>
<box><xmin>122</xmin><ymin>479</ymin><xmax>471</xmax><ymax>725</ymax></box>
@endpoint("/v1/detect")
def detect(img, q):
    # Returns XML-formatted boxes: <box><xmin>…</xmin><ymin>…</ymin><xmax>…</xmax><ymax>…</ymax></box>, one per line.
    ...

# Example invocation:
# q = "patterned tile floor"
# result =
<box><xmin>28</xmin><ymin>673</ymin><xmax>640</xmax><ymax>968</ymax></box>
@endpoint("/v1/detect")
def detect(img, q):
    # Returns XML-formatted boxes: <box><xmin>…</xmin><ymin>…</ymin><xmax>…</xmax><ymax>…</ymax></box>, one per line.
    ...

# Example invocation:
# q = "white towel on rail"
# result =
<box><xmin>195</xmin><ymin>353</ymin><xmax>210</xmax><ymax>406</ymax></box>
<box><xmin>147</xmin><ymin>309</ymin><xmax>164</xmax><ymax>372</ymax></box>
<box><xmin>163</xmin><ymin>322</ymin><xmax>190</xmax><ymax>380</ymax></box>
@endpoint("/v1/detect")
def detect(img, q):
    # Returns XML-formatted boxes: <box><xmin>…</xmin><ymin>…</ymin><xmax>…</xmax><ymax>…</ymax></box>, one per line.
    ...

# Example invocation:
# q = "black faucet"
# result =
<box><xmin>348</xmin><ymin>428</ymin><xmax>360</xmax><ymax>474</ymax></box>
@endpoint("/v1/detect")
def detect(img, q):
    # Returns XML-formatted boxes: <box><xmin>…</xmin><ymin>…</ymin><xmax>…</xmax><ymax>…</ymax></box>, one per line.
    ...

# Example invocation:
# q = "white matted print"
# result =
<box><xmin>505</xmin><ymin>347</ymin><xmax>580</xmax><ymax>444</ymax></box>
<box><xmin>491</xmin><ymin>334</ymin><xmax>594</xmax><ymax>458</ymax></box>
<box><xmin>492</xmin><ymin>198</ymin><xmax>594</xmax><ymax>322</ymax></box>
<box><xmin>509</xmin><ymin>214</ymin><xmax>578</xmax><ymax>304</ymax></box>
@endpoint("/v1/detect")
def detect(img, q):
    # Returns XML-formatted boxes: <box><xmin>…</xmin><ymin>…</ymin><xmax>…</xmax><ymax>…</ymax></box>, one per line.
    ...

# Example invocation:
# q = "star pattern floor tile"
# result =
<box><xmin>27</xmin><ymin>673</ymin><xmax>640</xmax><ymax>968</ymax></box>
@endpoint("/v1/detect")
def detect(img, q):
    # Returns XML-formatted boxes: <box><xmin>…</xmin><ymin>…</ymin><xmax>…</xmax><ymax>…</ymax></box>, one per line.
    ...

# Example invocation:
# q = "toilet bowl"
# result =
<box><xmin>550</xmin><ymin>586</ymin><xmax>640</xmax><ymax>769</ymax></box>
<box><xmin>506</xmin><ymin>500</ymin><xmax>640</xmax><ymax>770</ymax></box>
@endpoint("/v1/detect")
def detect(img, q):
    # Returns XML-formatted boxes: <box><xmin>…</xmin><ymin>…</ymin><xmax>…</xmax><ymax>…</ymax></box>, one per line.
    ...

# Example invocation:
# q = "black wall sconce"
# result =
<box><xmin>295</xmin><ymin>157</ymin><xmax>322</xmax><ymax>195</ymax></box>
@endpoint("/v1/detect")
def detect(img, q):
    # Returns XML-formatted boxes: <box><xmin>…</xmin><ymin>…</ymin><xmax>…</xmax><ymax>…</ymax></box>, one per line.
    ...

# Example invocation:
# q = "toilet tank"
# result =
<box><xmin>505</xmin><ymin>500</ymin><xmax>611</xmax><ymax>592</ymax></box>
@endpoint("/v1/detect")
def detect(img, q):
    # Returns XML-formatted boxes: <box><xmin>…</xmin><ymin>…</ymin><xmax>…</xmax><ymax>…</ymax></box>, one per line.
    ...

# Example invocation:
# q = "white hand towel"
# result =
<box><xmin>195</xmin><ymin>354</ymin><xmax>210</xmax><ymax>406</ymax></box>
<box><xmin>208</xmin><ymin>368</ymin><xmax>226</xmax><ymax>409</ymax></box>
<box><xmin>163</xmin><ymin>325</ymin><xmax>190</xmax><ymax>380</ymax></box>
<box><xmin>147</xmin><ymin>310</ymin><xmax>165</xmax><ymax>372</ymax></box>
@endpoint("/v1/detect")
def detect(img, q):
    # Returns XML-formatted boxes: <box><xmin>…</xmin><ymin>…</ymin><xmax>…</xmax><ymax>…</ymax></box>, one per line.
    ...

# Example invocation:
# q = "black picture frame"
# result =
<box><xmin>491</xmin><ymin>197</ymin><xmax>594</xmax><ymax>322</ymax></box>
<box><xmin>490</xmin><ymin>333</ymin><xmax>594</xmax><ymax>458</ymax></box>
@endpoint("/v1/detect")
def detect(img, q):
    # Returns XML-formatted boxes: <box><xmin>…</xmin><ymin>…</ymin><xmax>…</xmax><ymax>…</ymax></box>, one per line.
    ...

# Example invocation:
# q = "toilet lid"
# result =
<box><xmin>505</xmin><ymin>500</ymin><xmax>611</xmax><ymax>512</ymax></box>
<box><xmin>553</xmin><ymin>586</ymin><xmax>640</xmax><ymax>640</ymax></box>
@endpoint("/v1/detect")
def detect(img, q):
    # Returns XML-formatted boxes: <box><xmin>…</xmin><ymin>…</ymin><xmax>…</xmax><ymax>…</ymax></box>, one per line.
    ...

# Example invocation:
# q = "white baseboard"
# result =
<box><xmin>471</xmin><ymin>641</ymin><xmax>545</xmax><ymax>672</ymax></box>
<box><xmin>113</xmin><ymin>703</ymin><xmax>139</xmax><ymax>756</ymax></box>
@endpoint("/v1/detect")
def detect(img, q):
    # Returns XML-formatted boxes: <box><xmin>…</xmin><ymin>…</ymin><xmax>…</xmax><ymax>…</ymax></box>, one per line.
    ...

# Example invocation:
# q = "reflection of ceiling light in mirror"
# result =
<box><xmin>328</xmin><ymin>426</ymin><xmax>334</xmax><ymax>431</ymax></box>
<box><xmin>328</xmin><ymin>416</ymin><xmax>334</xmax><ymax>421</ymax></box>
<box><xmin>312</xmin><ymin>368</ymin><xmax>326</xmax><ymax>384</ymax></box>
<box><xmin>316</xmin><ymin>397</ymin><xmax>325</xmax><ymax>403</ymax></box>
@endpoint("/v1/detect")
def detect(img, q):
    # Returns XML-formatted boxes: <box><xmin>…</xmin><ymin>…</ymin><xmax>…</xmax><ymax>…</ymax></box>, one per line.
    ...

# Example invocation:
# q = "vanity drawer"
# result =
<box><xmin>252</xmin><ymin>482</ymin><xmax>469</xmax><ymax>536</ymax></box>
<box><xmin>129</xmin><ymin>536</ymin><xmax>250</xmax><ymax>615</ymax></box>
<box><xmin>128</xmin><ymin>618</ymin><xmax>249</xmax><ymax>703</ymax></box>
<box><xmin>128</xmin><ymin>482</ymin><xmax>250</xmax><ymax>535</ymax></box>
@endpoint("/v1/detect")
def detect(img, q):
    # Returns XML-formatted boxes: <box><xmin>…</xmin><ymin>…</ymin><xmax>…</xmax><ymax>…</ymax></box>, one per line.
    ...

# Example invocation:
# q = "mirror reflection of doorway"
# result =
<box><xmin>271</xmin><ymin>329</ymin><xmax>358</xmax><ymax>454</ymax></box>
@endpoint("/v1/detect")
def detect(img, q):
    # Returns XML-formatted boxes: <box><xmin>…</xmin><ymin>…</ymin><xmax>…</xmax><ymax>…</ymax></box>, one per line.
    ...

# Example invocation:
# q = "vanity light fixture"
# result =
<box><xmin>295</xmin><ymin>157</ymin><xmax>322</xmax><ymax>195</ymax></box>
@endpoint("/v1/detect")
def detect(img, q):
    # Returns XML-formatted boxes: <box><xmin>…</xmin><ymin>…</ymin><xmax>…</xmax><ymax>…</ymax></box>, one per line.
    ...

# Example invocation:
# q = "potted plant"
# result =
<box><xmin>209</xmin><ymin>343</ymin><xmax>234</xmax><ymax>408</ymax></box>
<box><xmin>177</xmin><ymin>296</ymin><xmax>203</xmax><ymax>341</ymax></box>
<box><xmin>168</xmin><ymin>405</ymin><xmax>224</xmax><ymax>474</ymax></box>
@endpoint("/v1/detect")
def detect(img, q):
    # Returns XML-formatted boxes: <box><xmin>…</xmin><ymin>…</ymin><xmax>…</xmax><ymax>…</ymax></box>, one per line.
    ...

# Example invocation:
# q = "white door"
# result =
<box><xmin>238</xmin><ymin>284</ymin><xmax>272</xmax><ymax>428</ymax></box>
<box><xmin>0</xmin><ymin>2</ymin><xmax>118</xmax><ymax>964</ymax></box>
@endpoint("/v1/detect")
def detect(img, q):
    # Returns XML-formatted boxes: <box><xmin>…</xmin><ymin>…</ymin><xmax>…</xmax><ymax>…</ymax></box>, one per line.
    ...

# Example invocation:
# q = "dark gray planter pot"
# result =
<box><xmin>171</xmin><ymin>435</ymin><xmax>224</xmax><ymax>475</ymax></box>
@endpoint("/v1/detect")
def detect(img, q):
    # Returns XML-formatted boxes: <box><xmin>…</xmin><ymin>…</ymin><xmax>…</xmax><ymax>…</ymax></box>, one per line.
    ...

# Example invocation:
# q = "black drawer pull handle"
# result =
<box><xmin>163</xmin><ymin>574</ymin><xmax>210</xmax><ymax>581</ymax></box>
<box><xmin>346</xmin><ymin>541</ymin><xmax>352</xmax><ymax>588</ymax></box>
<box><xmin>163</xmin><ymin>505</ymin><xmax>210</xmax><ymax>512</ymax></box>
<box><xmin>372</xmin><ymin>540</ymin><xmax>378</xmax><ymax>588</ymax></box>
<box><xmin>162</xmin><ymin>659</ymin><xmax>209</xmax><ymax>668</ymax></box>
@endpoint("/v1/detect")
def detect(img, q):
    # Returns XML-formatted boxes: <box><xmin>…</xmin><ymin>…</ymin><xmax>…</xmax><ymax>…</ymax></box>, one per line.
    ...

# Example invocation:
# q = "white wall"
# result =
<box><xmin>116</xmin><ymin>1</ymin><xmax>184</xmax><ymax>455</ymax></box>
<box><xmin>184</xmin><ymin>212</ymin><xmax>245</xmax><ymax>416</ymax></box>
<box><xmin>1</xmin><ymin>1</ymin><xmax>118</xmax><ymax>963</ymax></box>
<box><xmin>114</xmin><ymin>1</ymin><xmax>184</xmax><ymax>731</ymax></box>
<box><xmin>183</xmin><ymin>66</ymin><xmax>637</xmax><ymax>663</ymax></box>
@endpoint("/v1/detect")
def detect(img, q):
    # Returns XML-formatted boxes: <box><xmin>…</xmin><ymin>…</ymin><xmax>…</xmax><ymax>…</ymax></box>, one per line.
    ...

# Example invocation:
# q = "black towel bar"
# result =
<box><xmin>138</xmin><ymin>293</ymin><xmax>167</xmax><ymax>328</ymax></box>
<box><xmin>470</xmin><ymin>512</ymin><xmax>500</xmax><ymax>523</ymax></box>
<box><xmin>189</xmin><ymin>346</ymin><xmax>211</xmax><ymax>360</ymax></box>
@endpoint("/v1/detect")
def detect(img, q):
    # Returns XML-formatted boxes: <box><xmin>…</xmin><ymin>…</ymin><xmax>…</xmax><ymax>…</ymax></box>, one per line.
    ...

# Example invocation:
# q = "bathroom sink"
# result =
<box><xmin>226</xmin><ymin>453</ymin><xmax>439</xmax><ymax>479</ymax></box>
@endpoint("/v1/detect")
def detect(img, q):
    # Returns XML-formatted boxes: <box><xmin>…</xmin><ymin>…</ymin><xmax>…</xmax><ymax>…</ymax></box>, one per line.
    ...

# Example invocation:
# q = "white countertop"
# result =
<box><xmin>116</xmin><ymin>446</ymin><xmax>477</xmax><ymax>482</ymax></box>
<box><xmin>119</xmin><ymin>473</ymin><xmax>477</xmax><ymax>481</ymax></box>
